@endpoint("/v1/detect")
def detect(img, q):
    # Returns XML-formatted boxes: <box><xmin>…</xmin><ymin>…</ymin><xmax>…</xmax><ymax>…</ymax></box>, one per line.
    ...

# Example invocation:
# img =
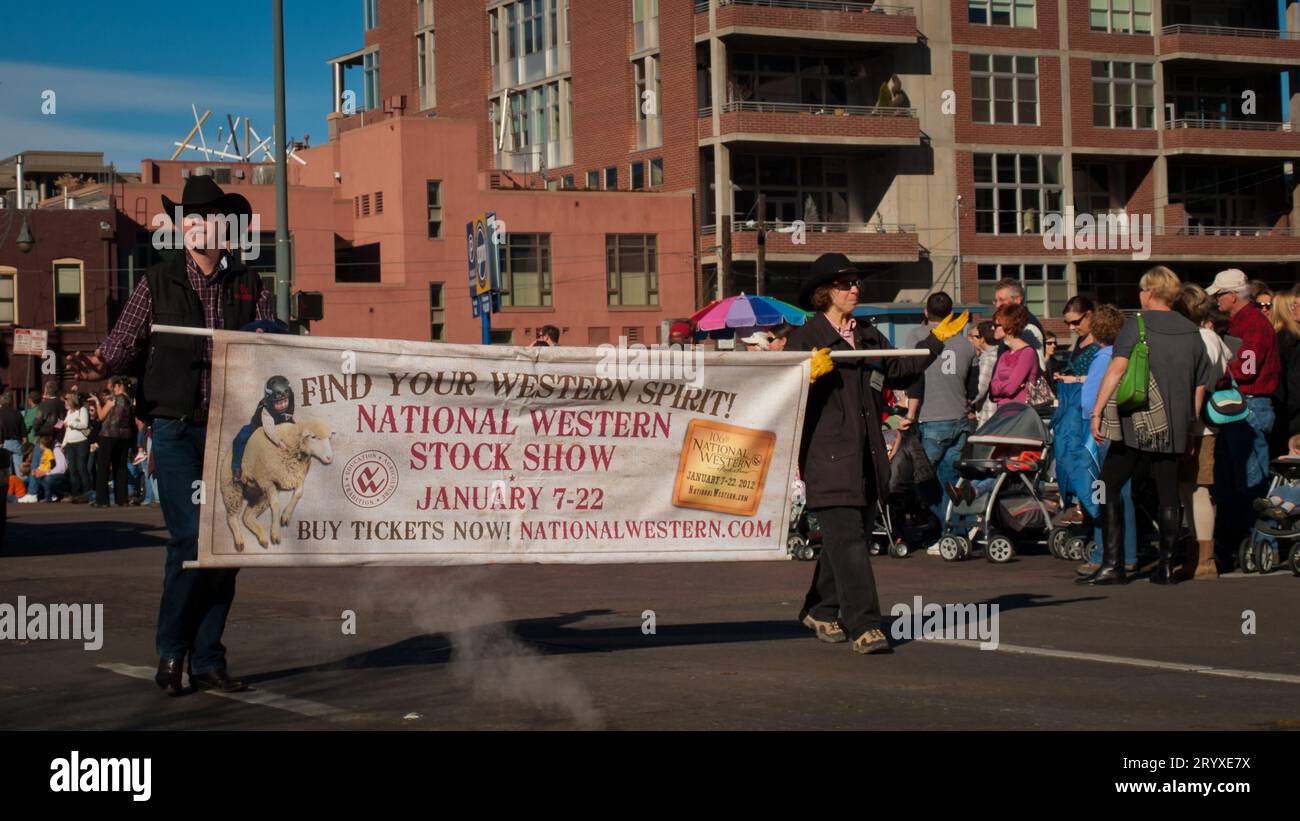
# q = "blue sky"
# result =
<box><xmin>1</xmin><ymin>0</ymin><xmax>360</xmax><ymax>169</ymax></box>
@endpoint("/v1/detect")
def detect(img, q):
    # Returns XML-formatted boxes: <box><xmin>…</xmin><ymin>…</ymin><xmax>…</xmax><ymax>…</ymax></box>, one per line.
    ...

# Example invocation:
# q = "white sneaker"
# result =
<box><xmin>925</xmin><ymin>542</ymin><xmax>941</xmax><ymax>556</ymax></box>
<box><xmin>17</xmin><ymin>494</ymin><xmax>38</xmax><ymax>503</ymax></box>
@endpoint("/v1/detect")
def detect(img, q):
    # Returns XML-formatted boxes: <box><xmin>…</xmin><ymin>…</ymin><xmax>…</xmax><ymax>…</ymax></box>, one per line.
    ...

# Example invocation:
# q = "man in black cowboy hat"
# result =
<box><xmin>68</xmin><ymin>175</ymin><xmax>275</xmax><ymax>695</ymax></box>
<box><xmin>786</xmin><ymin>253</ymin><xmax>967</xmax><ymax>654</ymax></box>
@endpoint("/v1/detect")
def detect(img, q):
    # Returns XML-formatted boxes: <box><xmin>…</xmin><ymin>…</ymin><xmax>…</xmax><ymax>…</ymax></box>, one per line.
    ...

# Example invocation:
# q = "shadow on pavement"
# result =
<box><xmin>2</xmin><ymin>517</ymin><xmax>169</xmax><ymax>557</ymax></box>
<box><xmin>247</xmin><ymin>592</ymin><xmax>1103</xmax><ymax>683</ymax></box>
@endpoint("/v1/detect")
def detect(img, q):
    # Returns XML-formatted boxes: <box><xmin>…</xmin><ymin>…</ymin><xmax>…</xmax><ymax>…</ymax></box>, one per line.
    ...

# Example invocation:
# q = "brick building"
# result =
<box><xmin>325</xmin><ymin>0</ymin><xmax>1300</xmax><ymax>334</ymax></box>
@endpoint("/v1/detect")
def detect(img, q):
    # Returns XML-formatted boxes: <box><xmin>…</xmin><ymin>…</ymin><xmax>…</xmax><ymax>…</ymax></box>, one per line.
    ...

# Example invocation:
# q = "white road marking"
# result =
<box><xmin>98</xmin><ymin>663</ymin><xmax>366</xmax><ymax>723</ymax></box>
<box><xmin>940</xmin><ymin>641</ymin><xmax>1300</xmax><ymax>685</ymax></box>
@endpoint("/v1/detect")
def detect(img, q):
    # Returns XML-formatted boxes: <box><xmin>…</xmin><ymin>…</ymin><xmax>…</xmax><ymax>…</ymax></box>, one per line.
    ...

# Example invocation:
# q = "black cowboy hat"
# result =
<box><xmin>160</xmin><ymin>174</ymin><xmax>253</xmax><ymax>221</ymax></box>
<box><xmin>797</xmin><ymin>252</ymin><xmax>870</xmax><ymax>311</ymax></box>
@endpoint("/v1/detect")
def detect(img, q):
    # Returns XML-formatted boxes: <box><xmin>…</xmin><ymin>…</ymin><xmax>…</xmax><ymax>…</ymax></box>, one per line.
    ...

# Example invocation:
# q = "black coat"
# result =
<box><xmin>786</xmin><ymin>313</ymin><xmax>942</xmax><ymax>507</ymax></box>
<box><xmin>1276</xmin><ymin>329</ymin><xmax>1300</xmax><ymax>437</ymax></box>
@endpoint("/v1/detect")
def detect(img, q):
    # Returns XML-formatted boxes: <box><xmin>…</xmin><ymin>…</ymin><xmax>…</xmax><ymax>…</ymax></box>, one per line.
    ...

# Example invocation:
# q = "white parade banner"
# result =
<box><xmin>189</xmin><ymin>331</ymin><xmax>813</xmax><ymax>568</ymax></box>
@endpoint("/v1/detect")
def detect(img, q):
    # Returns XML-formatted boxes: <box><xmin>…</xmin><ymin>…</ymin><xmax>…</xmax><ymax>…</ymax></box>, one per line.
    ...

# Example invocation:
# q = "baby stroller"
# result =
<box><xmin>1239</xmin><ymin>458</ymin><xmax>1300</xmax><ymax>576</ymax></box>
<box><xmin>937</xmin><ymin>403</ymin><xmax>1057</xmax><ymax>563</ymax></box>
<box><xmin>787</xmin><ymin>476</ymin><xmax>818</xmax><ymax>561</ymax></box>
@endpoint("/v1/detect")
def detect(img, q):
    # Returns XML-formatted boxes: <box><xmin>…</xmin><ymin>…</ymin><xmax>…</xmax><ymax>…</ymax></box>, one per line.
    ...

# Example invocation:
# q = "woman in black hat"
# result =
<box><xmin>787</xmin><ymin>253</ymin><xmax>967</xmax><ymax>654</ymax></box>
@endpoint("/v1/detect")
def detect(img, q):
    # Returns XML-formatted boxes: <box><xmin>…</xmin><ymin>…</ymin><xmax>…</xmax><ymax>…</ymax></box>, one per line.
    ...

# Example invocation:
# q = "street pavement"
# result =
<box><xmin>1</xmin><ymin>503</ymin><xmax>1297</xmax><ymax>730</ymax></box>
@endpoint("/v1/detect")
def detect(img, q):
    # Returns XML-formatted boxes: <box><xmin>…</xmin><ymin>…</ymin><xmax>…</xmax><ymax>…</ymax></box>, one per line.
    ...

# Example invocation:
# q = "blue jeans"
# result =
<box><xmin>152</xmin><ymin>418</ymin><xmax>239</xmax><ymax>674</ymax></box>
<box><xmin>2</xmin><ymin>438</ymin><xmax>21</xmax><ymax>477</ymax></box>
<box><xmin>919</xmin><ymin>418</ymin><xmax>969</xmax><ymax>525</ymax></box>
<box><xmin>1085</xmin><ymin>442</ymin><xmax>1137</xmax><ymax>566</ymax></box>
<box><xmin>1245</xmin><ymin>396</ymin><xmax>1275</xmax><ymax>491</ymax></box>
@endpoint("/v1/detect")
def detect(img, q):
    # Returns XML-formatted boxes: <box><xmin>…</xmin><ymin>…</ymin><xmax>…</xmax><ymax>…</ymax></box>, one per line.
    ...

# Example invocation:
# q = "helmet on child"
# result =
<box><xmin>264</xmin><ymin>375</ymin><xmax>293</xmax><ymax>404</ymax></box>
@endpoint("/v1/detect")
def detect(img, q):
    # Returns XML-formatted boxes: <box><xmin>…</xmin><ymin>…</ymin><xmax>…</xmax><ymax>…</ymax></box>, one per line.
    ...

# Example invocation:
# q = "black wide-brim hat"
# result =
<box><xmin>161</xmin><ymin>174</ymin><xmax>253</xmax><ymax>222</ymax></box>
<box><xmin>797</xmin><ymin>252</ymin><xmax>868</xmax><ymax>311</ymax></box>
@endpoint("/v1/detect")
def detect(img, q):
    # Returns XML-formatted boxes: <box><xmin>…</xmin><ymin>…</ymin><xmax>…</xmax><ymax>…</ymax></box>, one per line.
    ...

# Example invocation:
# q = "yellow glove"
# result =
<box><xmin>932</xmin><ymin>311</ymin><xmax>970</xmax><ymax>343</ymax></box>
<box><xmin>810</xmin><ymin>348</ymin><xmax>834</xmax><ymax>384</ymax></box>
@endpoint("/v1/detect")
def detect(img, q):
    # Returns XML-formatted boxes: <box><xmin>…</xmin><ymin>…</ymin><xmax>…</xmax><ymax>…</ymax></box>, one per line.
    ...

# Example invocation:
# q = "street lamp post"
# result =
<box><xmin>273</xmin><ymin>0</ymin><xmax>292</xmax><ymax>325</ymax></box>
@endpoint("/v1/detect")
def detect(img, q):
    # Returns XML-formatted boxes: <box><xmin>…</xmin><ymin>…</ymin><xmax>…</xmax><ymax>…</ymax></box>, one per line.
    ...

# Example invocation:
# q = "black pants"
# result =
<box><xmin>1099</xmin><ymin>441</ymin><xmax>1180</xmax><ymax>512</ymax></box>
<box><xmin>803</xmin><ymin>503</ymin><xmax>882</xmax><ymax>640</ymax></box>
<box><xmin>63</xmin><ymin>440</ymin><xmax>91</xmax><ymax>497</ymax></box>
<box><xmin>95</xmin><ymin>436</ymin><xmax>130</xmax><ymax>506</ymax></box>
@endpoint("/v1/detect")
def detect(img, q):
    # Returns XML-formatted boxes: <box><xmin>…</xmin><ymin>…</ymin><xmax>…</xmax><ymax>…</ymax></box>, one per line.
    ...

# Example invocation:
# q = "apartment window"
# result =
<box><xmin>978</xmin><ymin>264</ymin><xmax>1068</xmax><ymax>317</ymax></box>
<box><xmin>604</xmin><ymin>167</ymin><xmax>617</xmax><ymax>190</ymax></box>
<box><xmin>427</xmin><ymin>181</ymin><xmax>442</xmax><ymax>239</ymax></box>
<box><xmin>1073</xmin><ymin>164</ymin><xmax>1113</xmax><ymax>214</ymax></box>
<box><xmin>416</xmin><ymin>0</ymin><xmax>433</xmax><ymax>27</ymax></box>
<box><xmin>732</xmin><ymin>153</ymin><xmax>849</xmax><ymax>223</ymax></box>
<box><xmin>489</xmin><ymin>329</ymin><xmax>515</xmax><ymax>345</ymax></box>
<box><xmin>550</xmin><ymin>0</ymin><xmax>557</xmax><ymax>47</ymax></box>
<box><xmin>971</xmin><ymin>54</ymin><xmax>1038</xmax><ymax>125</ymax></box>
<box><xmin>1089</xmin><ymin>0</ymin><xmax>1153</xmax><ymax>35</ymax></box>
<box><xmin>490</xmin><ymin>10</ymin><xmax>500</xmax><ymax>65</ymax></box>
<box><xmin>560</xmin><ymin>175</ymin><xmax>574</xmax><ymax>190</ymax></box>
<box><xmin>522</xmin><ymin>0</ymin><xmax>544</xmax><ymax>56</ymax></box>
<box><xmin>633</xmin><ymin>0</ymin><xmax>660</xmax><ymax>51</ymax></box>
<box><xmin>374</xmin><ymin>191</ymin><xmax>384</xmax><ymax>214</ymax></box>
<box><xmin>563</xmin><ymin>0</ymin><xmax>569</xmax><ymax>43</ymax></box>
<box><xmin>417</xmin><ymin>31</ymin><xmax>436</xmax><ymax>109</ymax></box>
<box><xmin>631</xmin><ymin>161</ymin><xmax>645</xmax><ymax>191</ymax></box>
<box><xmin>974</xmin><ymin>153</ymin><xmax>1063</xmax><ymax>235</ymax></box>
<box><xmin>1170</xmin><ymin>164</ymin><xmax>1270</xmax><ymax>227</ymax></box>
<box><xmin>53</xmin><ymin>260</ymin><xmax>83</xmax><ymax>326</ymax></box>
<box><xmin>336</xmin><ymin>242</ymin><xmax>381</xmax><ymax>283</ymax></box>
<box><xmin>363</xmin><ymin>0</ymin><xmax>378</xmax><ymax>30</ymax></box>
<box><xmin>586</xmin><ymin>170</ymin><xmax>600</xmax><ymax>189</ymax></box>
<box><xmin>650</xmin><ymin>158</ymin><xmax>664</xmax><ymax>187</ymax></box>
<box><xmin>507</xmin><ymin>3</ymin><xmax>518</xmax><ymax>59</ymax></box>
<box><xmin>430</xmin><ymin>282</ymin><xmax>446</xmax><ymax>341</ymax></box>
<box><xmin>500</xmin><ymin>233</ymin><xmax>553</xmax><ymax>307</ymax></box>
<box><xmin>607</xmin><ymin>235</ymin><xmax>658</xmax><ymax>306</ymax></box>
<box><xmin>363</xmin><ymin>51</ymin><xmax>380</xmax><ymax>110</ymax></box>
<box><xmin>1092</xmin><ymin>61</ymin><xmax>1155</xmax><ymax>128</ymax></box>
<box><xmin>731</xmin><ymin>54</ymin><xmax>847</xmax><ymax>107</ymax></box>
<box><xmin>0</xmin><ymin>268</ymin><xmax>15</xmax><ymax>324</ymax></box>
<box><xmin>968</xmin><ymin>0</ymin><xmax>1035</xmax><ymax>27</ymax></box>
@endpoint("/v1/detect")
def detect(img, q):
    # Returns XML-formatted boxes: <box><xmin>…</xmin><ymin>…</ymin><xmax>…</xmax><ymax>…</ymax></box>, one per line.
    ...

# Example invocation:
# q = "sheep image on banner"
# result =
<box><xmin>189</xmin><ymin>331</ymin><xmax>811</xmax><ymax>568</ymax></box>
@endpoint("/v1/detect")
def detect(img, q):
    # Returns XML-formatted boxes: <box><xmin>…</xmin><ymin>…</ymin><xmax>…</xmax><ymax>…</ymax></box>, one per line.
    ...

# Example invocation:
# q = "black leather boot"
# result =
<box><xmin>1078</xmin><ymin>492</ymin><xmax>1126</xmax><ymax>586</ymax></box>
<box><xmin>1150</xmin><ymin>505</ymin><xmax>1181</xmax><ymax>585</ymax></box>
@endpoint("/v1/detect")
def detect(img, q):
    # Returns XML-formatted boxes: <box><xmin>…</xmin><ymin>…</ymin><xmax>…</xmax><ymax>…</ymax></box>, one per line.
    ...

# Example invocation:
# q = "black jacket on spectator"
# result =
<box><xmin>0</xmin><ymin>406</ymin><xmax>24</xmax><ymax>441</ymax></box>
<box><xmin>1274</xmin><ymin>329</ymin><xmax>1300</xmax><ymax>439</ymax></box>
<box><xmin>786</xmin><ymin>313</ymin><xmax>941</xmax><ymax>508</ymax></box>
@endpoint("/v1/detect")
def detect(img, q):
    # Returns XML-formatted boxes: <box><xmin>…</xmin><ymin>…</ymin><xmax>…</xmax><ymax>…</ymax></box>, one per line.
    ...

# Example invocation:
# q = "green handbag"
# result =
<box><xmin>1115</xmin><ymin>313</ymin><xmax>1149</xmax><ymax>412</ymax></box>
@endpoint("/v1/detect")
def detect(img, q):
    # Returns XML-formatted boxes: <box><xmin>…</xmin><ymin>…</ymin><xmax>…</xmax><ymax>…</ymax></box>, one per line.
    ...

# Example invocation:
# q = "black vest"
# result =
<box><xmin>138</xmin><ymin>252</ymin><xmax>262</xmax><ymax>420</ymax></box>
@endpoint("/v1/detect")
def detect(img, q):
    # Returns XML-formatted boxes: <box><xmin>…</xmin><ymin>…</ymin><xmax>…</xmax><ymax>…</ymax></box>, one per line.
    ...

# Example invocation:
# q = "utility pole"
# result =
<box><xmin>953</xmin><ymin>194</ymin><xmax>963</xmax><ymax>303</ymax></box>
<box><xmin>719</xmin><ymin>215</ymin><xmax>732</xmax><ymax>300</ymax></box>
<box><xmin>273</xmin><ymin>0</ymin><xmax>292</xmax><ymax>324</ymax></box>
<box><xmin>755</xmin><ymin>192</ymin><xmax>766</xmax><ymax>296</ymax></box>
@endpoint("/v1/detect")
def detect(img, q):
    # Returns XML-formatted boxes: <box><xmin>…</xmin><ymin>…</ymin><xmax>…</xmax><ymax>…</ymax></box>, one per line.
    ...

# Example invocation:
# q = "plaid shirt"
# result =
<box><xmin>99</xmin><ymin>251</ymin><xmax>274</xmax><ymax>411</ymax></box>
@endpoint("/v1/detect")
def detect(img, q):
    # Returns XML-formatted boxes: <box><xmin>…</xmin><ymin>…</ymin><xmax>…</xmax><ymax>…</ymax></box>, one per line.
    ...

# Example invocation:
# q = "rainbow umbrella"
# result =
<box><xmin>689</xmin><ymin>293</ymin><xmax>809</xmax><ymax>331</ymax></box>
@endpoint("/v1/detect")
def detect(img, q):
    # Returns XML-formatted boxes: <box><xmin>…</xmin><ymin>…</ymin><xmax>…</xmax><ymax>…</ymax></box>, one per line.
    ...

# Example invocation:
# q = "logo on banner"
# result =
<box><xmin>342</xmin><ymin>450</ymin><xmax>399</xmax><ymax>508</ymax></box>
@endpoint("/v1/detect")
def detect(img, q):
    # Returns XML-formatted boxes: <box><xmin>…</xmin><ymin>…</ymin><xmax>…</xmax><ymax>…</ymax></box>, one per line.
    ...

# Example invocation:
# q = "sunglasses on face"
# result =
<box><xmin>1256</xmin><ymin>301</ymin><xmax>1272</xmax><ymax>310</ymax></box>
<box><xmin>831</xmin><ymin>279</ymin><xmax>861</xmax><ymax>291</ymax></box>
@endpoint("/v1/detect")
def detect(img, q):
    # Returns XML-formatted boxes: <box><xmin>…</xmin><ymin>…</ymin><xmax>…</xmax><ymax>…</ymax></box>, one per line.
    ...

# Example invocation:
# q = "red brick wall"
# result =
<box><xmin>436</xmin><ymin>0</ymin><xmax>492</xmax><ymax>170</ymax></box>
<box><xmin>953</xmin><ymin>52</ymin><xmax>1063</xmax><ymax>146</ymax></box>
<box><xmin>1163</xmin><ymin>128</ymin><xmax>1300</xmax><ymax>153</ymax></box>
<box><xmin>1067</xmin><ymin>58</ymin><xmax>1160</xmax><ymax>151</ymax></box>
<box><xmin>713</xmin><ymin>3</ymin><xmax>916</xmax><ymax>40</ymax></box>
<box><xmin>951</xmin><ymin>1</ymin><xmax>1058</xmax><ymax>49</ymax></box>
<box><xmin>716</xmin><ymin>109</ymin><xmax>920</xmax><ymax>141</ymax></box>
<box><xmin>1065</xmin><ymin>2</ymin><xmax>1156</xmax><ymax>55</ymax></box>
<box><xmin>1160</xmin><ymin>32</ymin><xmax>1300</xmax><ymax>63</ymax></box>
<box><xmin>371</xmin><ymin>0</ymin><xmax>416</xmax><ymax>108</ymax></box>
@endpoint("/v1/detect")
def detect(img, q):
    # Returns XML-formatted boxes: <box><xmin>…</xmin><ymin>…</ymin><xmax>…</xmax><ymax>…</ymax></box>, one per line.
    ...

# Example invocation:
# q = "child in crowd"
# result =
<box><xmin>1252</xmin><ymin>433</ymin><xmax>1300</xmax><ymax>521</ymax></box>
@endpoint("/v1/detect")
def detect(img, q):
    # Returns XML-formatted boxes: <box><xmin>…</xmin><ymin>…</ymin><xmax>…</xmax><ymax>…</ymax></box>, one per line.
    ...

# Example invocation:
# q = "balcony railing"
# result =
<box><xmin>1171</xmin><ymin>224</ymin><xmax>1295</xmax><ymax>237</ymax></box>
<box><xmin>706</xmin><ymin>100</ymin><xmax>916</xmax><ymax>117</ymax></box>
<box><xmin>1165</xmin><ymin>117</ymin><xmax>1293</xmax><ymax>132</ymax></box>
<box><xmin>1161</xmin><ymin>24</ymin><xmax>1298</xmax><ymax>40</ymax></box>
<box><xmin>697</xmin><ymin>0</ymin><xmax>914</xmax><ymax>12</ymax></box>
<box><xmin>701</xmin><ymin>221</ymin><xmax>917</xmax><ymax>234</ymax></box>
